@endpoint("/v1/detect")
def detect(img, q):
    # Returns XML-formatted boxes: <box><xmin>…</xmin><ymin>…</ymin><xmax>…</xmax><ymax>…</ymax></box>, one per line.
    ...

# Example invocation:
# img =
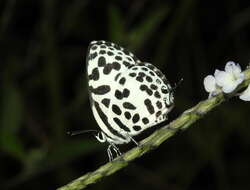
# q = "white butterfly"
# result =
<box><xmin>86</xmin><ymin>40</ymin><xmax>174</xmax><ymax>161</ymax></box>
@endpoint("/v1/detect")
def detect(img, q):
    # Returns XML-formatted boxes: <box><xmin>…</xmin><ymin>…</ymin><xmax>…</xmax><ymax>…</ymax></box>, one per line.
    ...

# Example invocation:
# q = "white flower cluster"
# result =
<box><xmin>203</xmin><ymin>61</ymin><xmax>250</xmax><ymax>101</ymax></box>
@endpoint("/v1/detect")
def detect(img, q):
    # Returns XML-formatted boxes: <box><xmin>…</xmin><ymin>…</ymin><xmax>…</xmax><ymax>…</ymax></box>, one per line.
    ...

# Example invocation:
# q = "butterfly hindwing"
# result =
<box><xmin>110</xmin><ymin>63</ymin><xmax>174</xmax><ymax>137</ymax></box>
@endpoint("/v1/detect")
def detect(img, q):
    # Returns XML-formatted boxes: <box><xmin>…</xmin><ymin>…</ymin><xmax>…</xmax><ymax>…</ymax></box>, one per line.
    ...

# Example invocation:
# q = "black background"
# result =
<box><xmin>1</xmin><ymin>0</ymin><xmax>250</xmax><ymax>189</ymax></box>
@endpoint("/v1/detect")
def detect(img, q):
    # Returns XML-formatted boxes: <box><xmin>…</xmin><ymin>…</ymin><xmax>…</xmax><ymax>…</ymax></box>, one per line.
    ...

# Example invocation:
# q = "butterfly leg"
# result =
<box><xmin>107</xmin><ymin>143</ymin><xmax>122</xmax><ymax>161</ymax></box>
<box><xmin>107</xmin><ymin>145</ymin><xmax>114</xmax><ymax>161</ymax></box>
<box><xmin>111</xmin><ymin>143</ymin><xmax>122</xmax><ymax>156</ymax></box>
<box><xmin>124</xmin><ymin>133</ymin><xmax>139</xmax><ymax>146</ymax></box>
<box><xmin>129</xmin><ymin>136</ymin><xmax>139</xmax><ymax>146</ymax></box>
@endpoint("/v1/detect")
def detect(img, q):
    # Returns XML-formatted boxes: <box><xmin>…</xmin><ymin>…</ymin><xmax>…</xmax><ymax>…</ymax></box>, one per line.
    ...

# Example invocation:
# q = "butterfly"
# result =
<box><xmin>86</xmin><ymin>40</ymin><xmax>174</xmax><ymax>161</ymax></box>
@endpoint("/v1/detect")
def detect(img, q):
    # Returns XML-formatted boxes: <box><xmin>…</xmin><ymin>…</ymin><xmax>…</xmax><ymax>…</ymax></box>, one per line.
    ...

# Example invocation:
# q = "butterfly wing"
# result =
<box><xmin>110</xmin><ymin>62</ymin><xmax>174</xmax><ymax>137</ymax></box>
<box><xmin>86</xmin><ymin>40</ymin><xmax>174</xmax><ymax>145</ymax></box>
<box><xmin>86</xmin><ymin>40</ymin><xmax>140</xmax><ymax>144</ymax></box>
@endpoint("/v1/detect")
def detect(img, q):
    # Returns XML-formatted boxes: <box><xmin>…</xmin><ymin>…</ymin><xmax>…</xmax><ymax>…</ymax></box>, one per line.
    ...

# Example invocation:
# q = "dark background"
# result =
<box><xmin>1</xmin><ymin>0</ymin><xmax>250</xmax><ymax>189</ymax></box>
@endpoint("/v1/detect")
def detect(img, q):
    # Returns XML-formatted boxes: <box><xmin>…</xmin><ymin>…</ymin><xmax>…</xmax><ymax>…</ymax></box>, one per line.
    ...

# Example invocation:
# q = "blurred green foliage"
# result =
<box><xmin>1</xmin><ymin>0</ymin><xmax>250</xmax><ymax>190</ymax></box>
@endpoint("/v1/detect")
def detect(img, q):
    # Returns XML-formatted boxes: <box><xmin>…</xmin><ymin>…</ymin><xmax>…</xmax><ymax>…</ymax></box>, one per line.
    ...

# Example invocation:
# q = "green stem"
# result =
<box><xmin>57</xmin><ymin>68</ymin><xmax>250</xmax><ymax>190</ymax></box>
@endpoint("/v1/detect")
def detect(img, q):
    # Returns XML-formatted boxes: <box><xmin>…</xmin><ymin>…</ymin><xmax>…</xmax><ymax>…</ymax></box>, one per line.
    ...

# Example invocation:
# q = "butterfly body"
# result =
<box><xmin>86</xmin><ymin>40</ymin><xmax>174</xmax><ymax>160</ymax></box>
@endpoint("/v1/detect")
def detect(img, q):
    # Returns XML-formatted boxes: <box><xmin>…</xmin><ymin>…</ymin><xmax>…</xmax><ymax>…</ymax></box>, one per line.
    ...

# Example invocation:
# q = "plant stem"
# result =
<box><xmin>57</xmin><ymin>68</ymin><xmax>250</xmax><ymax>190</ymax></box>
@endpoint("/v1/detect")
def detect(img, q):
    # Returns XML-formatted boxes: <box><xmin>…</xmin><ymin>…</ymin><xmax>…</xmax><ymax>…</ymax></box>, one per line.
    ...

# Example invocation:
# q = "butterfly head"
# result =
<box><xmin>162</xmin><ymin>78</ymin><xmax>183</xmax><ymax>112</ymax></box>
<box><xmin>161</xmin><ymin>85</ymin><xmax>174</xmax><ymax>106</ymax></box>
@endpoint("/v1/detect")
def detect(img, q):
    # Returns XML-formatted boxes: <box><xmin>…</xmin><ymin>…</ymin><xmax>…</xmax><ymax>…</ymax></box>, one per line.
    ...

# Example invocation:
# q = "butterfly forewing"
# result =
<box><xmin>87</xmin><ymin>41</ymin><xmax>140</xmax><ymax>144</ymax></box>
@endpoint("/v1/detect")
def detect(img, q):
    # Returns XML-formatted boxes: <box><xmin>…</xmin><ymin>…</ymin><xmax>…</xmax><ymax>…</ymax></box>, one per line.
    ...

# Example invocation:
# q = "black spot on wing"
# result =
<box><xmin>127</xmin><ymin>57</ymin><xmax>133</xmax><ymax>62</ymax></box>
<box><xmin>142</xmin><ymin>118</ymin><xmax>149</xmax><ymax>124</ymax></box>
<box><xmin>149</xmin><ymin>71</ymin><xmax>155</xmax><ymax>76</ymax></box>
<box><xmin>154</xmin><ymin>91</ymin><xmax>161</xmax><ymax>98</ymax></box>
<box><xmin>103</xmin><ymin>64</ymin><xmax>113</xmax><ymax>75</ymax></box>
<box><xmin>114</xmin><ymin>73</ymin><xmax>121</xmax><ymax>81</ymax></box>
<box><xmin>115</xmin><ymin>90</ymin><xmax>123</xmax><ymax>100</ymax></box>
<box><xmin>138</xmin><ymin>72</ymin><xmax>146</xmax><ymax>77</ymax></box>
<box><xmin>112</xmin><ymin>62</ymin><xmax>121</xmax><ymax>70</ymax></box>
<box><xmin>107</xmin><ymin>51</ymin><xmax>114</xmax><ymax>56</ymax></box>
<box><xmin>98</xmin><ymin>56</ymin><xmax>106</xmax><ymax>67</ymax></box>
<box><xmin>103</xmin><ymin>62</ymin><xmax>121</xmax><ymax>75</ymax></box>
<box><xmin>89</xmin><ymin>68</ymin><xmax>99</xmax><ymax>81</ymax></box>
<box><xmin>146</xmin><ymin>89</ymin><xmax>153</xmax><ymax>96</ymax></box>
<box><xmin>101</xmin><ymin>98</ymin><xmax>110</xmax><ymax>108</ymax></box>
<box><xmin>132</xmin><ymin>113</ymin><xmax>140</xmax><ymax>123</ymax></box>
<box><xmin>139</xmin><ymin>84</ymin><xmax>152</xmax><ymax>96</ymax></box>
<box><xmin>119</xmin><ymin>77</ymin><xmax>126</xmax><ymax>85</ymax></box>
<box><xmin>161</xmin><ymin>88</ymin><xmax>169</xmax><ymax>94</ymax></box>
<box><xmin>136</xmin><ymin>76</ymin><xmax>143</xmax><ymax>82</ymax></box>
<box><xmin>156</xmin><ymin>101</ymin><xmax>162</xmax><ymax>109</ymax></box>
<box><xmin>150</xmin><ymin>84</ymin><xmax>158</xmax><ymax>90</ymax></box>
<box><xmin>140</xmin><ymin>84</ymin><xmax>147</xmax><ymax>91</ymax></box>
<box><xmin>146</xmin><ymin>76</ymin><xmax>153</xmax><ymax>82</ymax></box>
<box><xmin>133</xmin><ymin>125</ymin><xmax>141</xmax><ymax>131</ymax></box>
<box><xmin>123</xmin><ymin>61</ymin><xmax>131</xmax><ymax>67</ymax></box>
<box><xmin>156</xmin><ymin>111</ymin><xmax>162</xmax><ymax>117</ymax></box>
<box><xmin>89</xmin><ymin>85</ymin><xmax>110</xmax><ymax>95</ymax></box>
<box><xmin>113</xmin><ymin>117</ymin><xmax>130</xmax><ymax>132</ymax></box>
<box><xmin>124</xmin><ymin>111</ymin><xmax>131</xmax><ymax>119</ymax></box>
<box><xmin>144</xmin><ymin>99</ymin><xmax>155</xmax><ymax>114</ymax></box>
<box><xmin>129</xmin><ymin>73</ymin><xmax>136</xmax><ymax>77</ymax></box>
<box><xmin>112</xmin><ymin>104</ymin><xmax>122</xmax><ymax>115</ymax></box>
<box><xmin>94</xmin><ymin>101</ymin><xmax>126</xmax><ymax>140</ymax></box>
<box><xmin>123</xmin><ymin>102</ymin><xmax>136</xmax><ymax>110</ymax></box>
<box><xmin>99</xmin><ymin>50</ymin><xmax>106</xmax><ymax>54</ymax></box>
<box><xmin>123</xmin><ymin>88</ymin><xmax>130</xmax><ymax>97</ymax></box>
<box><xmin>91</xmin><ymin>45</ymin><xmax>97</xmax><ymax>50</ymax></box>
<box><xmin>115</xmin><ymin>56</ymin><xmax>122</xmax><ymax>61</ymax></box>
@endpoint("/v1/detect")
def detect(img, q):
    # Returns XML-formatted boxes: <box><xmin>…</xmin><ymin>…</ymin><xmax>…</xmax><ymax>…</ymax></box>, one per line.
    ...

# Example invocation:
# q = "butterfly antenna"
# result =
<box><xmin>67</xmin><ymin>129</ymin><xmax>99</xmax><ymax>136</ymax></box>
<box><xmin>171</xmin><ymin>78</ymin><xmax>183</xmax><ymax>92</ymax></box>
